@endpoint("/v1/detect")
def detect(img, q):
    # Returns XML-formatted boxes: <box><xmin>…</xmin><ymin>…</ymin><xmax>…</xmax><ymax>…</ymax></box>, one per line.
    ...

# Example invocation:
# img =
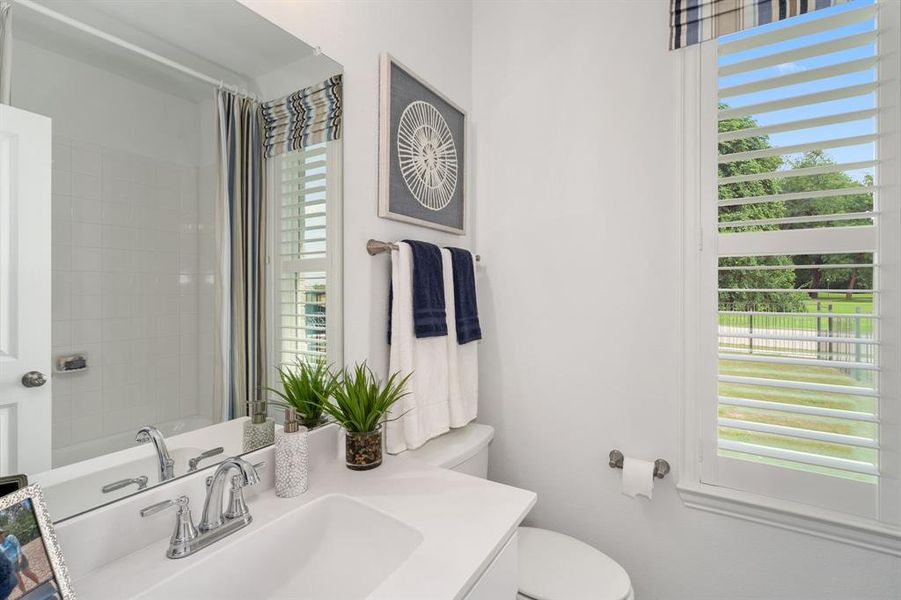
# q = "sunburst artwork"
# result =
<box><xmin>379</xmin><ymin>54</ymin><xmax>466</xmax><ymax>234</ymax></box>
<box><xmin>397</xmin><ymin>101</ymin><xmax>458</xmax><ymax>211</ymax></box>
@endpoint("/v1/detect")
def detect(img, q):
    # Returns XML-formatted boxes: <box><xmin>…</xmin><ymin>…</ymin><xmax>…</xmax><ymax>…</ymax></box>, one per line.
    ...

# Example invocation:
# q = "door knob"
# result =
<box><xmin>21</xmin><ymin>371</ymin><xmax>47</xmax><ymax>388</ymax></box>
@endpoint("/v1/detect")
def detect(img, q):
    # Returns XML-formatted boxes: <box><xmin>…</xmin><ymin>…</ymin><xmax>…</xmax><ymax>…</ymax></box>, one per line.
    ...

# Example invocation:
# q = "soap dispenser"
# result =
<box><xmin>275</xmin><ymin>407</ymin><xmax>309</xmax><ymax>498</ymax></box>
<box><xmin>243</xmin><ymin>397</ymin><xmax>275</xmax><ymax>453</ymax></box>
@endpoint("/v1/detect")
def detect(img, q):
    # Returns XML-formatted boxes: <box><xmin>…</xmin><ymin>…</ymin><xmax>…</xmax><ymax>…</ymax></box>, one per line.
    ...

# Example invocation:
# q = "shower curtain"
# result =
<box><xmin>214</xmin><ymin>89</ymin><xmax>267</xmax><ymax>420</ymax></box>
<box><xmin>0</xmin><ymin>1</ymin><xmax>11</xmax><ymax>104</ymax></box>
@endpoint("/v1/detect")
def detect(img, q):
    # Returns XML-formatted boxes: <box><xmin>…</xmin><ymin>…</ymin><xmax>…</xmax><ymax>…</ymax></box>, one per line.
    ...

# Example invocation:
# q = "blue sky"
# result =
<box><xmin>718</xmin><ymin>0</ymin><xmax>876</xmax><ymax>182</ymax></box>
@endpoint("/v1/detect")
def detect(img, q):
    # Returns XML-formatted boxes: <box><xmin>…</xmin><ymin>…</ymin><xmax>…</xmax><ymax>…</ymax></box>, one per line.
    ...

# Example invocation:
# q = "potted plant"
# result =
<box><xmin>265</xmin><ymin>359</ymin><xmax>338</xmax><ymax>429</ymax></box>
<box><xmin>321</xmin><ymin>362</ymin><xmax>411</xmax><ymax>471</ymax></box>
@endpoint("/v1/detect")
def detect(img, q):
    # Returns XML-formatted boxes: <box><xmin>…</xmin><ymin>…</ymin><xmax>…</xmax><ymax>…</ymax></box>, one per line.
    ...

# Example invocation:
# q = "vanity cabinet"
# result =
<box><xmin>464</xmin><ymin>531</ymin><xmax>519</xmax><ymax>600</ymax></box>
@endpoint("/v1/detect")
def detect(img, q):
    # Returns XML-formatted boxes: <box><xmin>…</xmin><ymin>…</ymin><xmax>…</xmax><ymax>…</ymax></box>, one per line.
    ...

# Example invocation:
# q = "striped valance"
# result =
<box><xmin>670</xmin><ymin>0</ymin><xmax>850</xmax><ymax>50</ymax></box>
<box><xmin>259</xmin><ymin>74</ymin><xmax>342</xmax><ymax>158</ymax></box>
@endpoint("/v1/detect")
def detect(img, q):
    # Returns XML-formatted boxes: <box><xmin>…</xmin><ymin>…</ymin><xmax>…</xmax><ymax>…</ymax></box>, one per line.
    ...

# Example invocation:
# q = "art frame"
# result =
<box><xmin>378</xmin><ymin>53</ymin><xmax>467</xmax><ymax>235</ymax></box>
<box><xmin>0</xmin><ymin>485</ymin><xmax>75</xmax><ymax>600</ymax></box>
<box><xmin>0</xmin><ymin>477</ymin><xmax>27</xmax><ymax>499</ymax></box>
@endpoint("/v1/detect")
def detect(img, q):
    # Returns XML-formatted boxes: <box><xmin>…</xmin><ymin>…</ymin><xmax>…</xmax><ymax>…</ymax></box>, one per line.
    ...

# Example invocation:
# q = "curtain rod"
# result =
<box><xmin>15</xmin><ymin>0</ymin><xmax>262</xmax><ymax>101</ymax></box>
<box><xmin>367</xmin><ymin>239</ymin><xmax>481</xmax><ymax>262</ymax></box>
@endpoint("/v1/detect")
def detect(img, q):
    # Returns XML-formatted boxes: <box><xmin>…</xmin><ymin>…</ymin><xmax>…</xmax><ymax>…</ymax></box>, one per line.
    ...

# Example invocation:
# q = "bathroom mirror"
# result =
<box><xmin>1</xmin><ymin>0</ymin><xmax>343</xmax><ymax>521</ymax></box>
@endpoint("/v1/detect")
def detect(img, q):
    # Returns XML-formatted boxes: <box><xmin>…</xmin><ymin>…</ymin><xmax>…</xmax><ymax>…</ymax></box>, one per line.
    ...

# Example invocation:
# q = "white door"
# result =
<box><xmin>0</xmin><ymin>104</ymin><xmax>52</xmax><ymax>477</ymax></box>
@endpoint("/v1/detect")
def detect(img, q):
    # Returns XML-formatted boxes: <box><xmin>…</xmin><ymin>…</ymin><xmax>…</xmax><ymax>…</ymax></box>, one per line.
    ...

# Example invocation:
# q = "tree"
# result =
<box><xmin>0</xmin><ymin>498</ymin><xmax>40</xmax><ymax>544</ymax></box>
<box><xmin>717</xmin><ymin>106</ymin><xmax>805</xmax><ymax>312</ymax></box>
<box><xmin>780</xmin><ymin>150</ymin><xmax>873</xmax><ymax>299</ymax></box>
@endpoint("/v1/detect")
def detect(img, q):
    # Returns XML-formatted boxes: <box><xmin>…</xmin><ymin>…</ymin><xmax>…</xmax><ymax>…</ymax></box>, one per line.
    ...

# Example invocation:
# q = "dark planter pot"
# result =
<box><xmin>345</xmin><ymin>427</ymin><xmax>382</xmax><ymax>471</ymax></box>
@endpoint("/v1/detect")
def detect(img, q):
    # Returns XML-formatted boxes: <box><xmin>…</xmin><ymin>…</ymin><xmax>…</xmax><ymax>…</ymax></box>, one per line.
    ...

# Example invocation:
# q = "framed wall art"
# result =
<box><xmin>378</xmin><ymin>53</ymin><xmax>466</xmax><ymax>234</ymax></box>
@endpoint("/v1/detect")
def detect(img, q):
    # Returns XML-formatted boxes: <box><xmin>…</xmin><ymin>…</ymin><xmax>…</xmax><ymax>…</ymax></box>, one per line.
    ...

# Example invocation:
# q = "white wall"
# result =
<box><xmin>253</xmin><ymin>53</ymin><xmax>342</xmax><ymax>100</ymax></box>
<box><xmin>242</xmin><ymin>0</ymin><xmax>900</xmax><ymax>596</ymax></box>
<box><xmin>471</xmin><ymin>1</ymin><xmax>901</xmax><ymax>599</ymax></box>
<box><xmin>241</xmin><ymin>0</ymin><xmax>475</xmax><ymax>375</ymax></box>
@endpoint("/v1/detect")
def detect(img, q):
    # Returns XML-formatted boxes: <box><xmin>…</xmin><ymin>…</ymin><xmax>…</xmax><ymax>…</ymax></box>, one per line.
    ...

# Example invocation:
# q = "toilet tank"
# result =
<box><xmin>403</xmin><ymin>423</ymin><xmax>494</xmax><ymax>478</ymax></box>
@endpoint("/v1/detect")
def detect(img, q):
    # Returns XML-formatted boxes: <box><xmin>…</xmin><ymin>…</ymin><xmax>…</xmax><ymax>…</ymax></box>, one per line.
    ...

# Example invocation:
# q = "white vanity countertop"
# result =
<box><xmin>70</xmin><ymin>447</ymin><xmax>536</xmax><ymax>600</ymax></box>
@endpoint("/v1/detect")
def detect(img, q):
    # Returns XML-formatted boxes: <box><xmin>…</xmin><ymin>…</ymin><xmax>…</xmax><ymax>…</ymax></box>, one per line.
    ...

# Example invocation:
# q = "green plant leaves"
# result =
<box><xmin>320</xmin><ymin>362</ymin><xmax>412</xmax><ymax>433</ymax></box>
<box><xmin>262</xmin><ymin>359</ymin><xmax>338</xmax><ymax>428</ymax></box>
<box><xmin>263</xmin><ymin>360</ymin><xmax>411</xmax><ymax>434</ymax></box>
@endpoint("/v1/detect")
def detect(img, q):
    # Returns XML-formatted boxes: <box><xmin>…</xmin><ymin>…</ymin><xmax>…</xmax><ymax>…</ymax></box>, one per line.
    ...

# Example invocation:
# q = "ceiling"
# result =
<box><xmin>12</xmin><ymin>0</ymin><xmax>334</xmax><ymax>102</ymax></box>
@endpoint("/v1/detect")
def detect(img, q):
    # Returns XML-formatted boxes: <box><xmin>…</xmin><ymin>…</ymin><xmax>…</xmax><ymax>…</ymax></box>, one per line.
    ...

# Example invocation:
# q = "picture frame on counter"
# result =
<box><xmin>0</xmin><ymin>477</ymin><xmax>27</xmax><ymax>500</ymax></box>
<box><xmin>0</xmin><ymin>485</ymin><xmax>75</xmax><ymax>600</ymax></box>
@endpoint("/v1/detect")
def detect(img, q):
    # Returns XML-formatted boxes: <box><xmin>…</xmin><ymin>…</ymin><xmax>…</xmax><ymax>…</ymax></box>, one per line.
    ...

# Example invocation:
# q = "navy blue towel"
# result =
<box><xmin>387</xmin><ymin>273</ymin><xmax>393</xmax><ymax>345</ymax></box>
<box><xmin>404</xmin><ymin>240</ymin><xmax>448</xmax><ymax>338</ymax></box>
<box><xmin>447</xmin><ymin>247</ymin><xmax>482</xmax><ymax>344</ymax></box>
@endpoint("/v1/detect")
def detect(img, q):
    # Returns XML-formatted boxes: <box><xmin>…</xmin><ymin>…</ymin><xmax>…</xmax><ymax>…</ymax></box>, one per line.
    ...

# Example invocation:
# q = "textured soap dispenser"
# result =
<box><xmin>243</xmin><ymin>397</ymin><xmax>275</xmax><ymax>453</ymax></box>
<box><xmin>275</xmin><ymin>407</ymin><xmax>309</xmax><ymax>498</ymax></box>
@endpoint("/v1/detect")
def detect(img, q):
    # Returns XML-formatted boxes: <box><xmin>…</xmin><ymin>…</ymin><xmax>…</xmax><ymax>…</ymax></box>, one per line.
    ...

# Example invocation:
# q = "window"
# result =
<box><xmin>269</xmin><ymin>140</ymin><xmax>343</xmax><ymax>373</ymax></box>
<box><xmin>682</xmin><ymin>0</ymin><xmax>901</xmax><ymax>547</ymax></box>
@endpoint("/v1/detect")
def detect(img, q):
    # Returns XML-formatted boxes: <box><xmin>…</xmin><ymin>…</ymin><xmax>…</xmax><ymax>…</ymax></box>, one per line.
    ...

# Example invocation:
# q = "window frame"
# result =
<box><xmin>265</xmin><ymin>139</ymin><xmax>344</xmax><ymax>391</ymax></box>
<box><xmin>678</xmin><ymin>0</ymin><xmax>901</xmax><ymax>555</ymax></box>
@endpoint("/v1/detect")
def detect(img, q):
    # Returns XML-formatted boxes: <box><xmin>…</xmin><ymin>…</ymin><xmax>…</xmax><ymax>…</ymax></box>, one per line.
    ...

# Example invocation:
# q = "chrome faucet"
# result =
<box><xmin>140</xmin><ymin>457</ymin><xmax>262</xmax><ymax>559</ymax></box>
<box><xmin>136</xmin><ymin>425</ymin><xmax>175</xmax><ymax>482</ymax></box>
<box><xmin>199</xmin><ymin>457</ymin><xmax>261</xmax><ymax>531</ymax></box>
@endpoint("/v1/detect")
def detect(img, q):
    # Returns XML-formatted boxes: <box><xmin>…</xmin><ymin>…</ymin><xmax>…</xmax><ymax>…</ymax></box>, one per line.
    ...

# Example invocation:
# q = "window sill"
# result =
<box><xmin>677</xmin><ymin>481</ymin><xmax>901</xmax><ymax>557</ymax></box>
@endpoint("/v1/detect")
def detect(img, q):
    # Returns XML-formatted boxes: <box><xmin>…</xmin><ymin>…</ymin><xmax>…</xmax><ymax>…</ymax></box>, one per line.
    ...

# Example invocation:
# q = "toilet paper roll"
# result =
<box><xmin>621</xmin><ymin>457</ymin><xmax>655</xmax><ymax>499</ymax></box>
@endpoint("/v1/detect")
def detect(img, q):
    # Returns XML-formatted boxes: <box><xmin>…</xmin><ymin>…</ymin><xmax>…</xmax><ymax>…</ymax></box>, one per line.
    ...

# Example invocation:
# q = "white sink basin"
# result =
<box><xmin>137</xmin><ymin>494</ymin><xmax>423</xmax><ymax>600</ymax></box>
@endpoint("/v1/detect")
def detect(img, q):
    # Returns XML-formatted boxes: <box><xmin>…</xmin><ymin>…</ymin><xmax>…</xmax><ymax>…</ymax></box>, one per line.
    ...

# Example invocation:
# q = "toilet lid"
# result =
<box><xmin>517</xmin><ymin>527</ymin><xmax>632</xmax><ymax>600</ymax></box>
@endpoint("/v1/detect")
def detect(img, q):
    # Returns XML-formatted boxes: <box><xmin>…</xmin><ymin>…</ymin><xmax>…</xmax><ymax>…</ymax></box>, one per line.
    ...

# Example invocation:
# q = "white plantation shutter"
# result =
<box><xmin>696</xmin><ymin>0</ymin><xmax>901</xmax><ymax>520</ymax></box>
<box><xmin>271</xmin><ymin>141</ymin><xmax>342</xmax><ymax>369</ymax></box>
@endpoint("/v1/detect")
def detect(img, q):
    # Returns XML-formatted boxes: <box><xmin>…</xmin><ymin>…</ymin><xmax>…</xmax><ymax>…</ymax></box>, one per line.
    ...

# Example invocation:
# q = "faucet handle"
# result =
<box><xmin>225</xmin><ymin>474</ymin><xmax>254</xmax><ymax>520</ymax></box>
<box><xmin>140</xmin><ymin>496</ymin><xmax>199</xmax><ymax>558</ymax></box>
<box><xmin>140</xmin><ymin>495</ymin><xmax>193</xmax><ymax>517</ymax></box>
<box><xmin>223</xmin><ymin>460</ymin><xmax>264</xmax><ymax>521</ymax></box>
<box><xmin>188</xmin><ymin>446</ymin><xmax>225</xmax><ymax>471</ymax></box>
<box><xmin>102</xmin><ymin>475</ymin><xmax>149</xmax><ymax>494</ymax></box>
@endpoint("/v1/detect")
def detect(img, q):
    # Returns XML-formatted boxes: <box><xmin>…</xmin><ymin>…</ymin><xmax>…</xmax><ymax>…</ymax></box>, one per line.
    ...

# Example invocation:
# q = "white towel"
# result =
<box><xmin>442</xmin><ymin>248</ymin><xmax>478</xmax><ymax>427</ymax></box>
<box><xmin>386</xmin><ymin>242</ymin><xmax>450</xmax><ymax>453</ymax></box>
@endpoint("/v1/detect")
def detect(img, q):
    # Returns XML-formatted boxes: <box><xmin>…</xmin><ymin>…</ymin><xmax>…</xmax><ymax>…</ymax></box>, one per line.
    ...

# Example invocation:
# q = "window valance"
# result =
<box><xmin>260</xmin><ymin>74</ymin><xmax>342</xmax><ymax>157</ymax></box>
<box><xmin>670</xmin><ymin>0</ymin><xmax>849</xmax><ymax>50</ymax></box>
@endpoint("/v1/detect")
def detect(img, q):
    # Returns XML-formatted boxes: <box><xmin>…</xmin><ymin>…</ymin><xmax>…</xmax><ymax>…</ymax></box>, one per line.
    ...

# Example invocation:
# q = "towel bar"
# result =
<box><xmin>608</xmin><ymin>449</ymin><xmax>670</xmax><ymax>479</ymax></box>
<box><xmin>367</xmin><ymin>238</ymin><xmax>481</xmax><ymax>262</ymax></box>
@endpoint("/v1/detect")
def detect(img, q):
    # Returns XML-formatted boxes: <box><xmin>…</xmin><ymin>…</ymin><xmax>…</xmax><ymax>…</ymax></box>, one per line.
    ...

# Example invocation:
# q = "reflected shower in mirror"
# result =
<box><xmin>2</xmin><ymin>0</ymin><xmax>343</xmax><ymax>521</ymax></box>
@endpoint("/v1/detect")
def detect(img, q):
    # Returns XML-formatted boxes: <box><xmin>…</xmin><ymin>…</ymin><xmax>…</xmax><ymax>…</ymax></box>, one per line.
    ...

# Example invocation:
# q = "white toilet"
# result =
<box><xmin>404</xmin><ymin>423</ymin><xmax>634</xmax><ymax>600</ymax></box>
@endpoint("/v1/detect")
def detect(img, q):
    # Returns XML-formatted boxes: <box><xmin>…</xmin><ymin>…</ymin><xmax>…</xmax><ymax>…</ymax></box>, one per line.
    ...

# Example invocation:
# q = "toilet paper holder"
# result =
<box><xmin>609</xmin><ymin>449</ymin><xmax>670</xmax><ymax>479</ymax></box>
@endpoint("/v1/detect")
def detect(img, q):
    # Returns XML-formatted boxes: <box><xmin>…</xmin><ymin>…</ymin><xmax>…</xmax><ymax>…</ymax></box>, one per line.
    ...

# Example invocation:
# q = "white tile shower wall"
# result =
<box><xmin>196</xmin><ymin>163</ymin><xmax>217</xmax><ymax>423</ymax></box>
<box><xmin>51</xmin><ymin>136</ymin><xmax>208</xmax><ymax>465</ymax></box>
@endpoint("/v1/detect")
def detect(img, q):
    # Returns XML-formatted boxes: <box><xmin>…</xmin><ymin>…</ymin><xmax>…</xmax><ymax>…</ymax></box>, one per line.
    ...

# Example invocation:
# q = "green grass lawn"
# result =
<box><xmin>718</xmin><ymin>358</ymin><xmax>877</xmax><ymax>483</ymax></box>
<box><xmin>719</xmin><ymin>292</ymin><xmax>875</xmax><ymax>335</ymax></box>
<box><xmin>801</xmin><ymin>292</ymin><xmax>874</xmax><ymax>314</ymax></box>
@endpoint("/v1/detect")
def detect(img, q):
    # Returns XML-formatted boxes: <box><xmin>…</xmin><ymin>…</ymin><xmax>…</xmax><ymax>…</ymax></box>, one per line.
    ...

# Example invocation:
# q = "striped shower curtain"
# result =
<box><xmin>670</xmin><ymin>0</ymin><xmax>849</xmax><ymax>50</ymax></box>
<box><xmin>215</xmin><ymin>90</ymin><xmax>267</xmax><ymax>420</ymax></box>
